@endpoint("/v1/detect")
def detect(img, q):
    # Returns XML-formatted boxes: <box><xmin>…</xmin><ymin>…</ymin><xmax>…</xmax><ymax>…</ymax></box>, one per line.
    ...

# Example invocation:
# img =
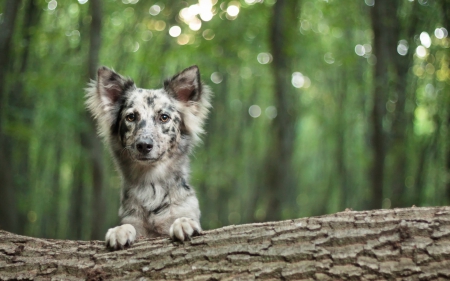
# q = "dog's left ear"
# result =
<box><xmin>164</xmin><ymin>65</ymin><xmax>202</xmax><ymax>102</ymax></box>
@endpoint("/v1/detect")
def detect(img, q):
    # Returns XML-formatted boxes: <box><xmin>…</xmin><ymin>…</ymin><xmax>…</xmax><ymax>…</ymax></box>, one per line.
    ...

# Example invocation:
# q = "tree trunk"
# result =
<box><xmin>369</xmin><ymin>2</ymin><xmax>398</xmax><ymax>210</ymax></box>
<box><xmin>0</xmin><ymin>0</ymin><xmax>22</xmax><ymax>234</ymax></box>
<box><xmin>86</xmin><ymin>0</ymin><xmax>105</xmax><ymax>241</ymax></box>
<box><xmin>442</xmin><ymin>0</ymin><xmax>450</xmax><ymax>205</ymax></box>
<box><xmin>1</xmin><ymin>207</ymin><xmax>450</xmax><ymax>280</ymax></box>
<box><xmin>8</xmin><ymin>0</ymin><xmax>41</xmax><ymax>236</ymax></box>
<box><xmin>389</xmin><ymin>1</ymin><xmax>419</xmax><ymax>208</ymax></box>
<box><xmin>265</xmin><ymin>0</ymin><xmax>301</xmax><ymax>221</ymax></box>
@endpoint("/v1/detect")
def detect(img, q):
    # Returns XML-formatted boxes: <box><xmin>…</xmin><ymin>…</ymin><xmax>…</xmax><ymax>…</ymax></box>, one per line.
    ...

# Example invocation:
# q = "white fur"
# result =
<box><xmin>169</xmin><ymin>217</ymin><xmax>201</xmax><ymax>241</ymax></box>
<box><xmin>105</xmin><ymin>224</ymin><xmax>136</xmax><ymax>249</ymax></box>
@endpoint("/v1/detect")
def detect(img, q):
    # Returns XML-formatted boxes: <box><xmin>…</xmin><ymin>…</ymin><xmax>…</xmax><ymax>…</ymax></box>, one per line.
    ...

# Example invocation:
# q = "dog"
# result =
<box><xmin>86</xmin><ymin>65</ymin><xmax>211</xmax><ymax>249</ymax></box>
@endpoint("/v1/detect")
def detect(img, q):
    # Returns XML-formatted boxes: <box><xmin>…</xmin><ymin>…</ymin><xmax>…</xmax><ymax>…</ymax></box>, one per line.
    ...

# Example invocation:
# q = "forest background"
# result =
<box><xmin>0</xmin><ymin>0</ymin><xmax>449</xmax><ymax>241</ymax></box>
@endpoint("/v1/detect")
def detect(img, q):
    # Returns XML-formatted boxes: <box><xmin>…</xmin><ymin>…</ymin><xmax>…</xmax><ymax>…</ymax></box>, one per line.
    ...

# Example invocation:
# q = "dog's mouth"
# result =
<box><xmin>135</xmin><ymin>152</ymin><xmax>165</xmax><ymax>163</ymax></box>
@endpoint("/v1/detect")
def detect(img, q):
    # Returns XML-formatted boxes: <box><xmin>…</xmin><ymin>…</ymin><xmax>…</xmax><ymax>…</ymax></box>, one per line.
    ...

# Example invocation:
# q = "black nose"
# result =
<box><xmin>136</xmin><ymin>139</ymin><xmax>153</xmax><ymax>155</ymax></box>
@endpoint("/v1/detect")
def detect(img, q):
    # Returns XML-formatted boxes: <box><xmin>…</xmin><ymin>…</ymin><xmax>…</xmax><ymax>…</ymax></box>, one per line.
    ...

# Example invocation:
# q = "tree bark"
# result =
<box><xmin>1</xmin><ymin>207</ymin><xmax>450</xmax><ymax>280</ymax></box>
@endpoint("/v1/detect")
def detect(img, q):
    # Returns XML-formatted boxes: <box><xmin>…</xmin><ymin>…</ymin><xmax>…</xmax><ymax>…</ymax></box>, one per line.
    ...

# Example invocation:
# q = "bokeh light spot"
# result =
<box><xmin>28</xmin><ymin>211</ymin><xmax>37</xmax><ymax>223</ymax></box>
<box><xmin>355</xmin><ymin>44</ymin><xmax>365</xmax><ymax>56</ymax></box>
<box><xmin>177</xmin><ymin>34</ymin><xmax>190</xmax><ymax>45</ymax></box>
<box><xmin>132</xmin><ymin>42</ymin><xmax>139</xmax><ymax>52</ymax></box>
<box><xmin>142</xmin><ymin>30</ymin><xmax>153</xmax><ymax>41</ymax></box>
<box><xmin>169</xmin><ymin>26</ymin><xmax>181</xmax><ymax>37</ymax></box>
<box><xmin>249</xmin><ymin>105</ymin><xmax>261</xmax><ymax>118</ymax></box>
<box><xmin>324</xmin><ymin>52</ymin><xmax>335</xmax><ymax>64</ymax></box>
<box><xmin>203</xmin><ymin>29</ymin><xmax>215</xmax><ymax>40</ymax></box>
<box><xmin>149</xmin><ymin>4</ymin><xmax>161</xmax><ymax>16</ymax></box>
<box><xmin>419</xmin><ymin>32</ymin><xmax>431</xmax><ymax>48</ymax></box>
<box><xmin>155</xmin><ymin>20</ymin><xmax>166</xmax><ymax>31</ymax></box>
<box><xmin>291</xmin><ymin>72</ymin><xmax>311</xmax><ymax>89</ymax></box>
<box><xmin>257</xmin><ymin>53</ymin><xmax>272</xmax><ymax>64</ymax></box>
<box><xmin>397</xmin><ymin>40</ymin><xmax>408</xmax><ymax>56</ymax></box>
<box><xmin>210</xmin><ymin>72</ymin><xmax>223</xmax><ymax>84</ymax></box>
<box><xmin>416</xmin><ymin>45</ymin><xmax>427</xmax><ymax>58</ymax></box>
<box><xmin>265</xmin><ymin>106</ymin><xmax>277</xmax><ymax>119</ymax></box>
<box><xmin>48</xmin><ymin>0</ymin><xmax>57</xmax><ymax>10</ymax></box>
<box><xmin>189</xmin><ymin>17</ymin><xmax>202</xmax><ymax>31</ymax></box>
<box><xmin>434</xmin><ymin>27</ymin><xmax>448</xmax><ymax>39</ymax></box>
<box><xmin>367</xmin><ymin>54</ymin><xmax>377</xmax><ymax>65</ymax></box>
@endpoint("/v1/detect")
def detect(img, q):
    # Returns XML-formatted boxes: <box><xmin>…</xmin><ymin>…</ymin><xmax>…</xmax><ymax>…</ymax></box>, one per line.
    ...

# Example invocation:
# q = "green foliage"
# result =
<box><xmin>0</xmin><ymin>0</ymin><xmax>449</xmax><ymax>240</ymax></box>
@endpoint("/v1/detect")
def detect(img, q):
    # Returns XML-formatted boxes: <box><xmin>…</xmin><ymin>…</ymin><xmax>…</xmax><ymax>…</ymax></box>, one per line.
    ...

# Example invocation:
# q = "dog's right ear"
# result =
<box><xmin>86</xmin><ymin>67</ymin><xmax>135</xmax><ymax>137</ymax></box>
<box><xmin>97</xmin><ymin>66</ymin><xmax>135</xmax><ymax>106</ymax></box>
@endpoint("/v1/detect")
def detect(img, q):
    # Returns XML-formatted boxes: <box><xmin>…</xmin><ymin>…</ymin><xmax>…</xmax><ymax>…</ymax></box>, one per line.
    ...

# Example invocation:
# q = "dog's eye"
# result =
<box><xmin>159</xmin><ymin>114</ymin><xmax>170</xmax><ymax>123</ymax></box>
<box><xmin>126</xmin><ymin>113</ymin><xmax>136</xmax><ymax>122</ymax></box>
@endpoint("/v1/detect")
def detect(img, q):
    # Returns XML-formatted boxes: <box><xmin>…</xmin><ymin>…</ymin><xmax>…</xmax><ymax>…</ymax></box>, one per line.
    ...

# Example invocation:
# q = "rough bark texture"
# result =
<box><xmin>1</xmin><ymin>207</ymin><xmax>450</xmax><ymax>280</ymax></box>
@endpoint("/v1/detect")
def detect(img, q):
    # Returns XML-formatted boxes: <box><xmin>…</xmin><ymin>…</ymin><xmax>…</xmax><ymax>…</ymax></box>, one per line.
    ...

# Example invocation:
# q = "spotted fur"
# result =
<box><xmin>86</xmin><ymin>65</ymin><xmax>211</xmax><ymax>249</ymax></box>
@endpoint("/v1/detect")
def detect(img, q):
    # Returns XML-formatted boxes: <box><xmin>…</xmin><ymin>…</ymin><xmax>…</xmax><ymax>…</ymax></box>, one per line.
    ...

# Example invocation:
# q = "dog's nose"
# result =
<box><xmin>136</xmin><ymin>139</ymin><xmax>153</xmax><ymax>155</ymax></box>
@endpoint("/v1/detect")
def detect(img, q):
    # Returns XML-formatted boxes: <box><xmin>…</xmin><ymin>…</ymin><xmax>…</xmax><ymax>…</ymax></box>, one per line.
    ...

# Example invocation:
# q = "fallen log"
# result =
<box><xmin>1</xmin><ymin>206</ymin><xmax>450</xmax><ymax>280</ymax></box>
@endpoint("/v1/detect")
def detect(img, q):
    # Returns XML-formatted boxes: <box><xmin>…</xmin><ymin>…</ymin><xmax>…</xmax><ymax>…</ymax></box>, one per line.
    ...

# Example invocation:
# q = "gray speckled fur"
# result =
<box><xmin>86</xmin><ymin>66</ymin><xmax>211</xmax><ymax>238</ymax></box>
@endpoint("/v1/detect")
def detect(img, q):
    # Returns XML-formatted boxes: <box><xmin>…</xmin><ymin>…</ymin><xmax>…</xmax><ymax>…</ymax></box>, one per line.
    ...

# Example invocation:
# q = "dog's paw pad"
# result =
<box><xmin>105</xmin><ymin>224</ymin><xmax>136</xmax><ymax>250</ymax></box>
<box><xmin>169</xmin><ymin>217</ymin><xmax>201</xmax><ymax>241</ymax></box>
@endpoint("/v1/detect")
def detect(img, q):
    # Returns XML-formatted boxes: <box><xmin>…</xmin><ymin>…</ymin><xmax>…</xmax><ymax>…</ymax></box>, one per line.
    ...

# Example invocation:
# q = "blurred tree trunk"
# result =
<box><xmin>337</xmin><ymin>75</ymin><xmax>349</xmax><ymax>210</ymax></box>
<box><xmin>369</xmin><ymin>2</ymin><xmax>399</xmax><ymax>209</ymax></box>
<box><xmin>1</xmin><ymin>207</ymin><xmax>450</xmax><ymax>280</ymax></box>
<box><xmin>86</xmin><ymin>0</ymin><xmax>105</xmax><ymax>240</ymax></box>
<box><xmin>0</xmin><ymin>0</ymin><xmax>22</xmax><ymax>233</ymax></box>
<box><xmin>69</xmin><ymin>159</ymin><xmax>86</xmax><ymax>239</ymax></box>
<box><xmin>10</xmin><ymin>0</ymin><xmax>41</xmax><ymax>235</ymax></box>
<box><xmin>265</xmin><ymin>0</ymin><xmax>301</xmax><ymax>221</ymax></box>
<box><xmin>442</xmin><ymin>0</ymin><xmax>450</xmax><ymax>205</ymax></box>
<box><xmin>69</xmin><ymin>0</ymin><xmax>104</xmax><ymax>240</ymax></box>
<box><xmin>389</xmin><ymin>2</ymin><xmax>419</xmax><ymax>208</ymax></box>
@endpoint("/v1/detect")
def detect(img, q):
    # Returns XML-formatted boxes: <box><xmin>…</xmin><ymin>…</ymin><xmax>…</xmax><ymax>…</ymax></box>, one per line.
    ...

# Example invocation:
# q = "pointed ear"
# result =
<box><xmin>97</xmin><ymin>66</ymin><xmax>135</xmax><ymax>105</ymax></box>
<box><xmin>164</xmin><ymin>65</ymin><xmax>202</xmax><ymax>102</ymax></box>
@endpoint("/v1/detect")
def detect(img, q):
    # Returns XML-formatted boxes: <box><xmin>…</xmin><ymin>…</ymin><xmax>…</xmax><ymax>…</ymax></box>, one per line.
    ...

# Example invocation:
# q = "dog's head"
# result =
<box><xmin>86</xmin><ymin>66</ymin><xmax>211</xmax><ymax>167</ymax></box>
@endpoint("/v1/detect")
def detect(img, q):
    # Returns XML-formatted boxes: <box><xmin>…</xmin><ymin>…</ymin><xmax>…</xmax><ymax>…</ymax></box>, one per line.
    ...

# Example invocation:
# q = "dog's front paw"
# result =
<box><xmin>169</xmin><ymin>217</ymin><xmax>201</xmax><ymax>241</ymax></box>
<box><xmin>105</xmin><ymin>224</ymin><xmax>136</xmax><ymax>250</ymax></box>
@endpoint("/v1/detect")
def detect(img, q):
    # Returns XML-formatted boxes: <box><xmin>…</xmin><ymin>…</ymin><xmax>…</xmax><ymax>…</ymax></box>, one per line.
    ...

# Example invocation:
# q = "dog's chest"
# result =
<box><xmin>130</xmin><ymin>183</ymin><xmax>167</xmax><ymax>212</ymax></box>
<box><xmin>128</xmin><ymin>181</ymin><xmax>189</xmax><ymax>216</ymax></box>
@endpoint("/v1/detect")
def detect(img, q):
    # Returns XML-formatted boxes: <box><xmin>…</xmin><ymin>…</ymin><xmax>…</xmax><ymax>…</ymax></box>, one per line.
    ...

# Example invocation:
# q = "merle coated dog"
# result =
<box><xmin>86</xmin><ymin>66</ymin><xmax>211</xmax><ymax>249</ymax></box>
